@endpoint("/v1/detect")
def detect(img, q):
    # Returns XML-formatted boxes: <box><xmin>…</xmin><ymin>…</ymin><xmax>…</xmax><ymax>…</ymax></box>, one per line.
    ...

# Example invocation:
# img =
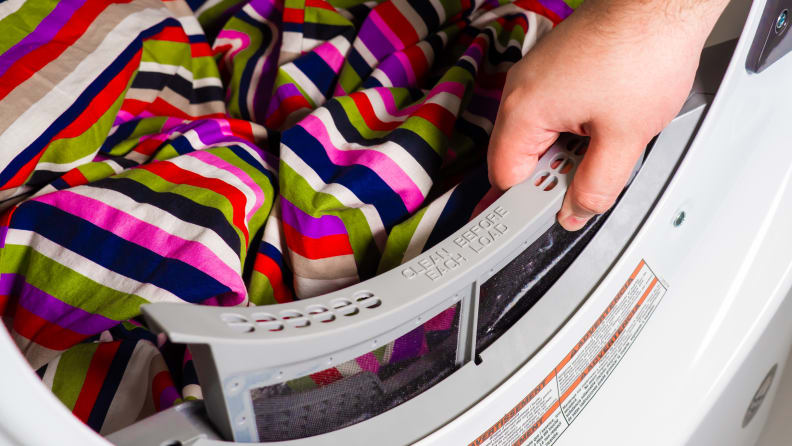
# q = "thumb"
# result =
<box><xmin>557</xmin><ymin>132</ymin><xmax>645</xmax><ymax>231</ymax></box>
<box><xmin>487</xmin><ymin>100</ymin><xmax>558</xmax><ymax>191</ymax></box>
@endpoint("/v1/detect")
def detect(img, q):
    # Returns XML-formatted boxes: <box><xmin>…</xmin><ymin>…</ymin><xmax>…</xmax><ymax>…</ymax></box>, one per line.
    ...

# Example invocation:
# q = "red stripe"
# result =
<box><xmin>147</xmin><ymin>26</ymin><xmax>189</xmax><ymax>43</ymax></box>
<box><xmin>132</xmin><ymin>138</ymin><xmax>166</xmax><ymax>158</ymax></box>
<box><xmin>412</xmin><ymin>103</ymin><xmax>456</xmax><ymax>137</ymax></box>
<box><xmin>349</xmin><ymin>92</ymin><xmax>402</xmax><ymax>132</ymax></box>
<box><xmin>151</xmin><ymin>370</ymin><xmax>176</xmax><ymax>412</ymax></box>
<box><xmin>403</xmin><ymin>44</ymin><xmax>429</xmax><ymax>82</ymax></box>
<box><xmin>310</xmin><ymin>367</ymin><xmax>343</xmax><ymax>386</ymax></box>
<box><xmin>305</xmin><ymin>0</ymin><xmax>336</xmax><ymax>12</ymax></box>
<box><xmin>12</xmin><ymin>305</ymin><xmax>89</xmax><ymax>351</ymax></box>
<box><xmin>227</xmin><ymin>118</ymin><xmax>256</xmax><ymax>143</ymax></box>
<box><xmin>61</xmin><ymin>168</ymin><xmax>91</xmax><ymax>188</ymax></box>
<box><xmin>252</xmin><ymin>255</ymin><xmax>293</xmax><ymax>303</ymax></box>
<box><xmin>375</xmin><ymin>2</ymin><xmax>418</xmax><ymax>49</ymax></box>
<box><xmin>145</xmin><ymin>97</ymin><xmax>226</xmax><ymax>120</ymax></box>
<box><xmin>514</xmin><ymin>0</ymin><xmax>563</xmax><ymax>25</ymax></box>
<box><xmin>3</xmin><ymin>42</ymin><xmax>138</xmax><ymax>192</ymax></box>
<box><xmin>190</xmin><ymin>42</ymin><xmax>214</xmax><ymax>58</ymax></box>
<box><xmin>283</xmin><ymin>7</ymin><xmax>305</xmax><ymax>24</ymax></box>
<box><xmin>0</xmin><ymin>0</ymin><xmax>123</xmax><ymax>100</ymax></box>
<box><xmin>283</xmin><ymin>221</ymin><xmax>353</xmax><ymax>259</ymax></box>
<box><xmin>265</xmin><ymin>95</ymin><xmax>312</xmax><ymax>129</ymax></box>
<box><xmin>141</xmin><ymin>161</ymin><xmax>250</xmax><ymax>245</ymax></box>
<box><xmin>0</xmin><ymin>294</ymin><xmax>8</xmax><ymax>317</ymax></box>
<box><xmin>1</xmin><ymin>152</ymin><xmax>43</xmax><ymax>191</ymax></box>
<box><xmin>59</xmin><ymin>52</ymin><xmax>141</xmax><ymax>140</ymax></box>
<box><xmin>72</xmin><ymin>342</ymin><xmax>121</xmax><ymax>421</ymax></box>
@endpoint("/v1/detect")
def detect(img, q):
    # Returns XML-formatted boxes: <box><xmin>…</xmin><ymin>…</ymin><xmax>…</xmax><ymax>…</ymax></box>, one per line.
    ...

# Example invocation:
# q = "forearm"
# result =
<box><xmin>574</xmin><ymin>0</ymin><xmax>731</xmax><ymax>46</ymax></box>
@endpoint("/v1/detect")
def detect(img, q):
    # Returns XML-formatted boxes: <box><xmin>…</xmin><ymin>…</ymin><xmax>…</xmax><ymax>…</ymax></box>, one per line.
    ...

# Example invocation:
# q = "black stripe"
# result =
<box><xmin>130</xmin><ymin>71</ymin><xmax>224</xmax><ymax>104</ymax></box>
<box><xmin>92</xmin><ymin>176</ymin><xmax>242</xmax><ymax>256</ymax></box>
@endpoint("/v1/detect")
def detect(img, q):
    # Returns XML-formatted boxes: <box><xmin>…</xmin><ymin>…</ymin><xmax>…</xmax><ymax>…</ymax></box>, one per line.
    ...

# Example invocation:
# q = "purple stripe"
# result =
<box><xmin>158</xmin><ymin>385</ymin><xmax>180</xmax><ymax>410</ymax></box>
<box><xmin>266</xmin><ymin>82</ymin><xmax>304</xmax><ymax>117</ymax></box>
<box><xmin>0</xmin><ymin>0</ymin><xmax>86</xmax><ymax>78</ymax></box>
<box><xmin>538</xmin><ymin>0</ymin><xmax>575</xmax><ymax>19</ymax></box>
<box><xmin>280</xmin><ymin>197</ymin><xmax>348</xmax><ymax>238</ymax></box>
<box><xmin>0</xmin><ymin>225</ymin><xmax>7</xmax><ymax>249</ymax></box>
<box><xmin>389</xmin><ymin>326</ymin><xmax>426</xmax><ymax>363</ymax></box>
<box><xmin>356</xmin><ymin>18</ymin><xmax>397</xmax><ymax>61</ymax></box>
<box><xmin>376</xmin><ymin>54</ymin><xmax>409</xmax><ymax>87</ymax></box>
<box><xmin>0</xmin><ymin>274</ymin><xmax>118</xmax><ymax>335</ymax></box>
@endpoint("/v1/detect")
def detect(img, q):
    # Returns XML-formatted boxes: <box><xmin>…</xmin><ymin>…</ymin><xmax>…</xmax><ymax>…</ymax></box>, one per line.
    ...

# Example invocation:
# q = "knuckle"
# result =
<box><xmin>573</xmin><ymin>191</ymin><xmax>616</xmax><ymax>215</ymax></box>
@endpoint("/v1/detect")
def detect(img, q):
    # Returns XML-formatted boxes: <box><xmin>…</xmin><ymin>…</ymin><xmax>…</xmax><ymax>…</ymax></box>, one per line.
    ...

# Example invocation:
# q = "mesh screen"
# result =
<box><xmin>250</xmin><ymin>302</ymin><xmax>460</xmax><ymax>441</ymax></box>
<box><xmin>476</xmin><ymin>217</ymin><xmax>605</xmax><ymax>354</ymax></box>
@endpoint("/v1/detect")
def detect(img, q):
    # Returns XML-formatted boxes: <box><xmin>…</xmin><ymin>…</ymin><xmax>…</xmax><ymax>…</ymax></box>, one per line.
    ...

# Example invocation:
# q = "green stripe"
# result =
<box><xmin>0</xmin><ymin>245</ymin><xmax>148</xmax><ymax>320</ymax></box>
<box><xmin>39</xmin><ymin>88</ymin><xmax>129</xmax><ymax>165</ymax></box>
<box><xmin>279</xmin><ymin>162</ymin><xmax>374</xmax><ymax>266</ymax></box>
<box><xmin>122</xmin><ymin>168</ymin><xmax>247</xmax><ymax>254</ymax></box>
<box><xmin>0</xmin><ymin>0</ymin><xmax>59</xmax><ymax>56</ymax></box>
<box><xmin>377</xmin><ymin>207</ymin><xmax>427</xmax><ymax>273</ymax></box>
<box><xmin>51</xmin><ymin>343</ymin><xmax>100</xmax><ymax>410</ymax></box>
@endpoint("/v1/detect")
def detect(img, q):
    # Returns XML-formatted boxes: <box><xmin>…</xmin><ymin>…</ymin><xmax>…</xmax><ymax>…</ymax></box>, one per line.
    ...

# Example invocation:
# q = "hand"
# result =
<box><xmin>487</xmin><ymin>0</ymin><xmax>728</xmax><ymax>231</ymax></box>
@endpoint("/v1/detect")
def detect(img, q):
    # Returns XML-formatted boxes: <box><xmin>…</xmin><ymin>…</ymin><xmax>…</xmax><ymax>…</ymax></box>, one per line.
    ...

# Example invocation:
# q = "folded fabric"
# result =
<box><xmin>0</xmin><ymin>0</ymin><xmax>578</xmax><ymax>435</ymax></box>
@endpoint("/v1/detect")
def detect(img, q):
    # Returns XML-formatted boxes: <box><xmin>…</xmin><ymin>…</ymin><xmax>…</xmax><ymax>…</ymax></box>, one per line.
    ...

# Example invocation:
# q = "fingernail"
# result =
<box><xmin>557</xmin><ymin>211</ymin><xmax>589</xmax><ymax>231</ymax></box>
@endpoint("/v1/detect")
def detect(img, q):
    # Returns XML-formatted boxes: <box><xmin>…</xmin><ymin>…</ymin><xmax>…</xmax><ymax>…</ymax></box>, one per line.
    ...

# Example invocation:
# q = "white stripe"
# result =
<box><xmin>281</xmin><ymin>63</ymin><xmax>326</xmax><ymax>106</ymax></box>
<box><xmin>195</xmin><ymin>0</ymin><xmax>223</xmax><ymax>16</ymax></box>
<box><xmin>0</xmin><ymin>7</ymin><xmax>172</xmax><ymax>168</ymax></box>
<box><xmin>461</xmin><ymin>109</ymin><xmax>495</xmax><ymax>134</ymax></box>
<box><xmin>380</xmin><ymin>92</ymin><xmax>461</xmax><ymax>130</ymax></box>
<box><xmin>105</xmin><ymin>160</ymin><xmax>127</xmax><ymax>175</ymax></box>
<box><xmin>174</xmin><ymin>15</ymin><xmax>204</xmax><ymax>37</ymax></box>
<box><xmin>33</xmin><ymin>150</ymin><xmax>98</xmax><ymax>174</ymax></box>
<box><xmin>41</xmin><ymin>355</ymin><xmax>61</xmax><ymax>389</ymax></box>
<box><xmin>280</xmin><ymin>31</ymin><xmax>302</xmax><ymax>64</ymax></box>
<box><xmin>522</xmin><ymin>12</ymin><xmax>554</xmax><ymax>55</ymax></box>
<box><xmin>360</xmin><ymin>89</ymin><xmax>409</xmax><ymax>123</ymax></box>
<box><xmin>301</xmin><ymin>37</ymin><xmax>324</xmax><ymax>54</ymax></box>
<box><xmin>167</xmin><ymin>153</ymin><xmax>259</xmax><ymax>218</ymax></box>
<box><xmin>99</xmin><ymin>341</ymin><xmax>162</xmax><ymax>435</ymax></box>
<box><xmin>370</xmin><ymin>69</ymin><xmax>394</xmax><ymax>88</ymax></box>
<box><xmin>281</xmin><ymin>144</ymin><xmax>387</xmax><ymax>252</ymax></box>
<box><xmin>312</xmin><ymin>107</ymin><xmax>433</xmax><ymax>197</ymax></box>
<box><xmin>353</xmin><ymin>38</ymin><xmax>378</xmax><ymax>67</ymax></box>
<box><xmin>392</xmin><ymin>0</ymin><xmax>427</xmax><ymax>38</ymax></box>
<box><xmin>0</xmin><ymin>0</ymin><xmax>26</xmax><ymax>21</ymax></box>
<box><xmin>293</xmin><ymin>274</ymin><xmax>359</xmax><ymax>299</ymax></box>
<box><xmin>182</xmin><ymin>384</ymin><xmax>203</xmax><ymax>400</ymax></box>
<box><xmin>5</xmin><ymin>229</ymin><xmax>185</xmax><ymax>304</ymax></box>
<box><xmin>72</xmin><ymin>185</ymin><xmax>241</xmax><ymax>273</ymax></box>
<box><xmin>138</xmin><ymin>61</ymin><xmax>224</xmax><ymax>88</ymax></box>
<box><xmin>403</xmin><ymin>187</ymin><xmax>455</xmax><ymax>262</ymax></box>
<box><xmin>428</xmin><ymin>0</ymin><xmax>446</xmax><ymax>24</ymax></box>
<box><xmin>245</xmin><ymin>20</ymin><xmax>279</xmax><ymax>122</ymax></box>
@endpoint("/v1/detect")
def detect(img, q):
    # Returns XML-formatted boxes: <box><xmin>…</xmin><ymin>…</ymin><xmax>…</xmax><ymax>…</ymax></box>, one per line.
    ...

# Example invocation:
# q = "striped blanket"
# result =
<box><xmin>0</xmin><ymin>0</ymin><xmax>578</xmax><ymax>435</ymax></box>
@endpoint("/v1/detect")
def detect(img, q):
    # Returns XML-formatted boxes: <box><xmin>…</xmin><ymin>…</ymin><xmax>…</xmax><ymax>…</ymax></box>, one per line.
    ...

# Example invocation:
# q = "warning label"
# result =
<box><xmin>469</xmin><ymin>260</ymin><xmax>666</xmax><ymax>446</ymax></box>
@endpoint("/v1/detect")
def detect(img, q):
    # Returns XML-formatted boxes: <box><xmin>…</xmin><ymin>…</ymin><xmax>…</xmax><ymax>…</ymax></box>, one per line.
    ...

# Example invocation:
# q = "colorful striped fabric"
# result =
<box><xmin>0</xmin><ymin>0</ymin><xmax>579</xmax><ymax>435</ymax></box>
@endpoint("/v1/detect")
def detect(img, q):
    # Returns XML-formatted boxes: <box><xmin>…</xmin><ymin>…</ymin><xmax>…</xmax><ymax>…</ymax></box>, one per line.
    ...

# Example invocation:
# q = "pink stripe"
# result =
<box><xmin>372</xmin><ymin>87</ymin><xmax>422</xmax><ymax>117</ymax></box>
<box><xmin>188</xmin><ymin>150</ymin><xmax>267</xmax><ymax>220</ymax></box>
<box><xmin>368</xmin><ymin>10</ymin><xmax>405</xmax><ymax>51</ymax></box>
<box><xmin>425</xmin><ymin>81</ymin><xmax>466</xmax><ymax>101</ymax></box>
<box><xmin>312</xmin><ymin>40</ymin><xmax>346</xmax><ymax>73</ymax></box>
<box><xmin>300</xmin><ymin>115</ymin><xmax>425</xmax><ymax>211</ymax></box>
<box><xmin>216</xmin><ymin>30</ymin><xmax>251</xmax><ymax>60</ymax></box>
<box><xmin>393</xmin><ymin>51</ymin><xmax>416</xmax><ymax>86</ymax></box>
<box><xmin>33</xmin><ymin>191</ymin><xmax>245</xmax><ymax>297</ymax></box>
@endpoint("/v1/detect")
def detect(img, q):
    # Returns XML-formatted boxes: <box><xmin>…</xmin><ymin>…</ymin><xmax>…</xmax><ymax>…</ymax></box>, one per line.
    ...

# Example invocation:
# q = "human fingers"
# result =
<box><xmin>487</xmin><ymin>91</ymin><xmax>559</xmax><ymax>191</ymax></box>
<box><xmin>557</xmin><ymin>132</ymin><xmax>646</xmax><ymax>231</ymax></box>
